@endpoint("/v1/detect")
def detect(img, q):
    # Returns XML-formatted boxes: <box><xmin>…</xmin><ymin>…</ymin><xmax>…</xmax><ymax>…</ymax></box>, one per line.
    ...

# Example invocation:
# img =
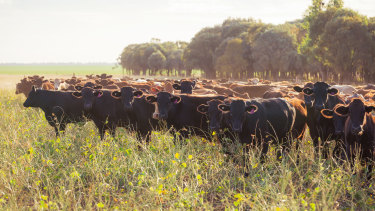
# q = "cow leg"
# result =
<box><xmin>95</xmin><ymin>123</ymin><xmax>106</xmax><ymax>140</ymax></box>
<box><xmin>53</xmin><ymin>126</ymin><xmax>60</xmax><ymax>137</ymax></box>
<box><xmin>58</xmin><ymin>123</ymin><xmax>66</xmax><ymax>135</ymax></box>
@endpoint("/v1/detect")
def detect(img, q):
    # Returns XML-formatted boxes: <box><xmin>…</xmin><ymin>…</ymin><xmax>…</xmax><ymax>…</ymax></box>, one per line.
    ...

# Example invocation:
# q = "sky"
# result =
<box><xmin>0</xmin><ymin>0</ymin><xmax>374</xmax><ymax>63</ymax></box>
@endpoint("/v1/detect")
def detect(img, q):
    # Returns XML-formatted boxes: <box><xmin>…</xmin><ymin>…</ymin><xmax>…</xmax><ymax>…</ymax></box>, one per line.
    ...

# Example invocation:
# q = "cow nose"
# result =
<box><xmin>159</xmin><ymin>113</ymin><xmax>168</xmax><ymax>120</ymax></box>
<box><xmin>124</xmin><ymin>104</ymin><xmax>132</xmax><ymax>111</ymax></box>
<box><xmin>152</xmin><ymin>113</ymin><xmax>159</xmax><ymax>119</ymax></box>
<box><xmin>351</xmin><ymin>126</ymin><xmax>363</xmax><ymax>135</ymax></box>
<box><xmin>315</xmin><ymin>104</ymin><xmax>324</xmax><ymax>111</ymax></box>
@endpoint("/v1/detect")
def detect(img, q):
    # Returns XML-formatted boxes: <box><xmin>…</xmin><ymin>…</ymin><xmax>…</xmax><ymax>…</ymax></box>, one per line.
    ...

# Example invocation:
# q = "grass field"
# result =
<box><xmin>0</xmin><ymin>89</ymin><xmax>375</xmax><ymax>209</ymax></box>
<box><xmin>0</xmin><ymin>64</ymin><xmax>122</xmax><ymax>76</ymax></box>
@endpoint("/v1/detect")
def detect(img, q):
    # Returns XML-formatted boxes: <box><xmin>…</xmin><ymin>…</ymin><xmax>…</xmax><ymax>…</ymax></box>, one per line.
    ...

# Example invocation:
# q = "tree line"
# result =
<box><xmin>118</xmin><ymin>0</ymin><xmax>375</xmax><ymax>83</ymax></box>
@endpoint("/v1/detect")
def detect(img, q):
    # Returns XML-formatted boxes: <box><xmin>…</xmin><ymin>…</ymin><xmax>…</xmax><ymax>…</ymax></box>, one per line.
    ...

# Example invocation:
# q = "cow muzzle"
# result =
<box><xmin>351</xmin><ymin>126</ymin><xmax>363</xmax><ymax>136</ymax></box>
<box><xmin>158</xmin><ymin>113</ymin><xmax>168</xmax><ymax>120</ymax></box>
<box><xmin>123</xmin><ymin>104</ymin><xmax>132</xmax><ymax>111</ymax></box>
<box><xmin>315</xmin><ymin>104</ymin><xmax>324</xmax><ymax>111</ymax></box>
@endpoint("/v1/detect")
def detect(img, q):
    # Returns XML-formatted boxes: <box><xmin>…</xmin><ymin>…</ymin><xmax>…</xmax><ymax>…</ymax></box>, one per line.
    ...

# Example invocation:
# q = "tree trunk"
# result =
<box><xmin>205</xmin><ymin>69</ymin><xmax>216</xmax><ymax>79</ymax></box>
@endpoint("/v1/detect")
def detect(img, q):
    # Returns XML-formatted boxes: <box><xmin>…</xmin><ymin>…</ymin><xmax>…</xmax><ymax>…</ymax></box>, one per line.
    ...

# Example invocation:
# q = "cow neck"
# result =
<box><xmin>37</xmin><ymin>90</ymin><xmax>57</xmax><ymax>112</ymax></box>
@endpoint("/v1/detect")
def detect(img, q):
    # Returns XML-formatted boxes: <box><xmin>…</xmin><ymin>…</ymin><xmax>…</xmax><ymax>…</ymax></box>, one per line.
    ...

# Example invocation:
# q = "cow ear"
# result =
<box><xmin>93</xmin><ymin>91</ymin><xmax>103</xmax><ymax>98</ymax></box>
<box><xmin>246</xmin><ymin>105</ymin><xmax>258</xmax><ymax>114</ymax></box>
<box><xmin>72</xmin><ymin>92</ymin><xmax>82</xmax><ymax>98</ymax></box>
<box><xmin>302</xmin><ymin>88</ymin><xmax>313</xmax><ymax>96</ymax></box>
<box><xmin>365</xmin><ymin>105</ymin><xmax>375</xmax><ymax>113</ymax></box>
<box><xmin>197</xmin><ymin>104</ymin><xmax>209</xmax><ymax>114</ymax></box>
<box><xmin>75</xmin><ymin>85</ymin><xmax>83</xmax><ymax>91</ymax></box>
<box><xmin>133</xmin><ymin>90</ymin><xmax>143</xmax><ymax>98</ymax></box>
<box><xmin>328</xmin><ymin>88</ymin><xmax>339</xmax><ymax>95</ymax></box>
<box><xmin>293</xmin><ymin>86</ymin><xmax>303</xmax><ymax>93</ymax></box>
<box><xmin>94</xmin><ymin>85</ymin><xmax>102</xmax><ymax>90</ymax></box>
<box><xmin>334</xmin><ymin>105</ymin><xmax>349</xmax><ymax>117</ymax></box>
<box><xmin>170</xmin><ymin>96</ymin><xmax>181</xmax><ymax>104</ymax></box>
<box><xmin>145</xmin><ymin>95</ymin><xmax>157</xmax><ymax>103</ymax></box>
<box><xmin>321</xmin><ymin>109</ymin><xmax>333</xmax><ymax>119</ymax></box>
<box><xmin>172</xmin><ymin>84</ymin><xmax>181</xmax><ymax>90</ymax></box>
<box><xmin>218</xmin><ymin>104</ymin><xmax>230</xmax><ymax>112</ymax></box>
<box><xmin>32</xmin><ymin>85</ymin><xmax>36</xmax><ymax>92</ymax></box>
<box><xmin>111</xmin><ymin>91</ymin><xmax>121</xmax><ymax>98</ymax></box>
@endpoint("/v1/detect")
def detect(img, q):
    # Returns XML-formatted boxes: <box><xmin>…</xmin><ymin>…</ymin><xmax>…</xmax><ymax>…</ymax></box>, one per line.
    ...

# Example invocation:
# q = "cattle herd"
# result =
<box><xmin>16</xmin><ymin>74</ymin><xmax>375</xmax><ymax>176</ymax></box>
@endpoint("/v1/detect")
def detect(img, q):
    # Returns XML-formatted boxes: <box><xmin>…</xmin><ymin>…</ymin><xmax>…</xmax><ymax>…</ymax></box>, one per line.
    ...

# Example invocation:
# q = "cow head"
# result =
<box><xmin>111</xmin><ymin>86</ymin><xmax>143</xmax><ymax>111</ymax></box>
<box><xmin>321</xmin><ymin>104</ymin><xmax>348</xmax><ymax>138</ymax></box>
<box><xmin>197</xmin><ymin>99</ymin><xmax>226</xmax><ymax>132</ymax></box>
<box><xmin>173</xmin><ymin>80</ymin><xmax>196</xmax><ymax>94</ymax></box>
<box><xmin>23</xmin><ymin>86</ymin><xmax>39</xmax><ymax>107</ymax></box>
<box><xmin>218</xmin><ymin>100</ymin><xmax>258</xmax><ymax>133</ymax></box>
<box><xmin>145</xmin><ymin>92</ymin><xmax>181</xmax><ymax>120</ymax></box>
<box><xmin>72</xmin><ymin>87</ymin><xmax>103</xmax><ymax>112</ymax></box>
<box><xmin>294</xmin><ymin>82</ymin><xmax>338</xmax><ymax>111</ymax></box>
<box><xmin>334</xmin><ymin>98</ymin><xmax>375</xmax><ymax>136</ymax></box>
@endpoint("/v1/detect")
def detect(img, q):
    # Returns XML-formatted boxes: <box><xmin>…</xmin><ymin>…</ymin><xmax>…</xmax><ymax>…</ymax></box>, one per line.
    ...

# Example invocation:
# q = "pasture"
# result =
<box><xmin>0</xmin><ymin>64</ymin><xmax>121</xmax><ymax>76</ymax></box>
<box><xmin>1</xmin><ymin>78</ymin><xmax>375</xmax><ymax>209</ymax></box>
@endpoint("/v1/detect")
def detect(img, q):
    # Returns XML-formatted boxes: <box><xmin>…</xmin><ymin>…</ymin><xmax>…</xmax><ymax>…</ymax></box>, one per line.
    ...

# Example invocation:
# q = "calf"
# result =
<box><xmin>146</xmin><ymin>92</ymin><xmax>225</xmax><ymax>139</ymax></box>
<box><xmin>111</xmin><ymin>87</ymin><xmax>159</xmax><ymax>142</ymax></box>
<box><xmin>72</xmin><ymin>87</ymin><xmax>129</xmax><ymax>139</ymax></box>
<box><xmin>334</xmin><ymin>99</ymin><xmax>375</xmax><ymax>173</ymax></box>
<box><xmin>23</xmin><ymin>86</ymin><xmax>86</xmax><ymax>136</ymax></box>
<box><xmin>218</xmin><ymin>98</ymin><xmax>296</xmax><ymax>158</ymax></box>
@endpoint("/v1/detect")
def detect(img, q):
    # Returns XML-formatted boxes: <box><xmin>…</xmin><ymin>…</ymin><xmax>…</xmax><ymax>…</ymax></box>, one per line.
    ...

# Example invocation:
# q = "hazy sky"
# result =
<box><xmin>0</xmin><ymin>0</ymin><xmax>374</xmax><ymax>63</ymax></box>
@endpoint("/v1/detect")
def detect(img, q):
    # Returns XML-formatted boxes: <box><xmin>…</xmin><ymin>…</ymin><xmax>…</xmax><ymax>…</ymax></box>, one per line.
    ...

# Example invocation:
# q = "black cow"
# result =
<box><xmin>197</xmin><ymin>99</ymin><xmax>240</xmax><ymax>154</ymax></box>
<box><xmin>321</xmin><ymin>104</ymin><xmax>348</xmax><ymax>141</ymax></box>
<box><xmin>320</xmin><ymin>103</ymin><xmax>348</xmax><ymax>159</ymax></box>
<box><xmin>172</xmin><ymin>80</ymin><xmax>196</xmax><ymax>94</ymax></box>
<box><xmin>111</xmin><ymin>87</ymin><xmax>159</xmax><ymax>142</ymax></box>
<box><xmin>23</xmin><ymin>86</ymin><xmax>86</xmax><ymax>136</ymax></box>
<box><xmin>218</xmin><ymin>98</ymin><xmax>296</xmax><ymax>158</ymax></box>
<box><xmin>335</xmin><ymin>99</ymin><xmax>375</xmax><ymax>161</ymax></box>
<box><xmin>145</xmin><ymin>92</ymin><xmax>225</xmax><ymax>139</ymax></box>
<box><xmin>293</xmin><ymin>82</ymin><xmax>342</xmax><ymax>157</ymax></box>
<box><xmin>334</xmin><ymin>99</ymin><xmax>375</xmax><ymax>176</ymax></box>
<box><xmin>72</xmin><ymin>87</ymin><xmax>129</xmax><ymax>139</ymax></box>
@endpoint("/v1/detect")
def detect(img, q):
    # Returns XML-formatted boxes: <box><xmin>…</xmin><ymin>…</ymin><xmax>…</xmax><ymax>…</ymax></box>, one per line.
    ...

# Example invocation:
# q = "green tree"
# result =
<box><xmin>252</xmin><ymin>28</ymin><xmax>299</xmax><ymax>80</ymax></box>
<box><xmin>148</xmin><ymin>51</ymin><xmax>166</xmax><ymax>75</ymax></box>
<box><xmin>214</xmin><ymin>38</ymin><xmax>248</xmax><ymax>79</ymax></box>
<box><xmin>184</xmin><ymin>26</ymin><xmax>222</xmax><ymax>79</ymax></box>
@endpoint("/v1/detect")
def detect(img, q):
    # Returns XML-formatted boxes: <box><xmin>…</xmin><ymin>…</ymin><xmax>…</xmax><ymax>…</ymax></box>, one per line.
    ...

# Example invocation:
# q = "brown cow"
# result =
<box><xmin>229</xmin><ymin>84</ymin><xmax>275</xmax><ymax>98</ymax></box>
<box><xmin>41</xmin><ymin>81</ymin><xmax>55</xmax><ymax>90</ymax></box>
<box><xmin>263</xmin><ymin>89</ymin><xmax>287</xmax><ymax>99</ymax></box>
<box><xmin>286</xmin><ymin>98</ymin><xmax>308</xmax><ymax>140</ymax></box>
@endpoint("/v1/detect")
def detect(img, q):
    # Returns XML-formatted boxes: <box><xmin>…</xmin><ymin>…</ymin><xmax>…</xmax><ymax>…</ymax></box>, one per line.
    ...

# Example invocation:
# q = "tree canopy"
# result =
<box><xmin>118</xmin><ymin>0</ymin><xmax>375</xmax><ymax>83</ymax></box>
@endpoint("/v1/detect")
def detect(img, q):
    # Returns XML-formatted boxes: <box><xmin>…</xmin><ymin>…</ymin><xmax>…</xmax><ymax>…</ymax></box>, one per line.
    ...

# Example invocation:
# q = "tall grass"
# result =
<box><xmin>0</xmin><ymin>89</ymin><xmax>374</xmax><ymax>210</ymax></box>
